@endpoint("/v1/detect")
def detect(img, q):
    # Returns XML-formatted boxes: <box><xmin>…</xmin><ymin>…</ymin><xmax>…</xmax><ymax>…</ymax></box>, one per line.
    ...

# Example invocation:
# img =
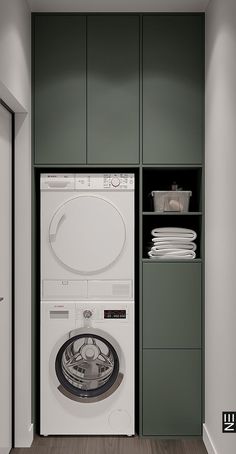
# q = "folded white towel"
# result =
<box><xmin>152</xmin><ymin>227</ymin><xmax>195</xmax><ymax>235</ymax></box>
<box><xmin>151</xmin><ymin>242</ymin><xmax>197</xmax><ymax>252</ymax></box>
<box><xmin>148</xmin><ymin>249</ymin><xmax>196</xmax><ymax>260</ymax></box>
<box><xmin>151</xmin><ymin>227</ymin><xmax>197</xmax><ymax>241</ymax></box>
<box><xmin>152</xmin><ymin>235</ymin><xmax>197</xmax><ymax>243</ymax></box>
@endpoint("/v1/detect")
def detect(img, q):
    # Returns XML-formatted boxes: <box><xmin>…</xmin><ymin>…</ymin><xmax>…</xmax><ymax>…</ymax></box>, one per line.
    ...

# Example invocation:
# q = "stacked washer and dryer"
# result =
<box><xmin>40</xmin><ymin>173</ymin><xmax>135</xmax><ymax>436</ymax></box>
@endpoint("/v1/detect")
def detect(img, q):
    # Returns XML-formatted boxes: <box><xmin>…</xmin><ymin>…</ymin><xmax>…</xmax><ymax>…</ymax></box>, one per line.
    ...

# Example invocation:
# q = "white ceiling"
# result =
<box><xmin>27</xmin><ymin>0</ymin><xmax>210</xmax><ymax>13</ymax></box>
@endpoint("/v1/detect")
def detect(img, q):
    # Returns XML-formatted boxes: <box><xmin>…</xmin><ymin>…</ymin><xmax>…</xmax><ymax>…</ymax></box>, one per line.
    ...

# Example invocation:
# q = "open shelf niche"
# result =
<box><xmin>142</xmin><ymin>167</ymin><xmax>203</xmax><ymax>260</ymax></box>
<box><xmin>142</xmin><ymin>167</ymin><xmax>202</xmax><ymax>213</ymax></box>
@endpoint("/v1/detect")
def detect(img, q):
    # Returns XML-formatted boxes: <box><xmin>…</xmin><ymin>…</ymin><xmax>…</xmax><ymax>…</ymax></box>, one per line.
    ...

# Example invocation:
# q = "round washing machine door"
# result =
<box><xmin>55</xmin><ymin>332</ymin><xmax>123</xmax><ymax>403</ymax></box>
<box><xmin>49</xmin><ymin>195</ymin><xmax>126</xmax><ymax>275</ymax></box>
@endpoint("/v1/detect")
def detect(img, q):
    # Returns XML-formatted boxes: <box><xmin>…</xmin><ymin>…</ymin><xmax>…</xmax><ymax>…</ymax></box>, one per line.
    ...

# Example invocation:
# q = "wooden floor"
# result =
<box><xmin>12</xmin><ymin>435</ymin><xmax>207</xmax><ymax>454</ymax></box>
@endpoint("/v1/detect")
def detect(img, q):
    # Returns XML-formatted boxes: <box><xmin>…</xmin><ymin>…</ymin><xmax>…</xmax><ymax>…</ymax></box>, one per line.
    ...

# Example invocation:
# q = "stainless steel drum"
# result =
<box><xmin>55</xmin><ymin>333</ymin><xmax>120</xmax><ymax>400</ymax></box>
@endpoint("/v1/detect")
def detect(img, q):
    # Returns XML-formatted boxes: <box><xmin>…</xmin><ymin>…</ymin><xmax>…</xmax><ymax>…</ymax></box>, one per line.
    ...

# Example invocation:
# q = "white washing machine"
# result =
<box><xmin>40</xmin><ymin>300</ymin><xmax>134</xmax><ymax>436</ymax></box>
<box><xmin>40</xmin><ymin>173</ymin><xmax>135</xmax><ymax>301</ymax></box>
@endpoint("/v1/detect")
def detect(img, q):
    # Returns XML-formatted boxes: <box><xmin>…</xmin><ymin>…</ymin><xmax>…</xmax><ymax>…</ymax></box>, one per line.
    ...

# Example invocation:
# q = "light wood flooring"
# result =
<box><xmin>12</xmin><ymin>434</ymin><xmax>208</xmax><ymax>454</ymax></box>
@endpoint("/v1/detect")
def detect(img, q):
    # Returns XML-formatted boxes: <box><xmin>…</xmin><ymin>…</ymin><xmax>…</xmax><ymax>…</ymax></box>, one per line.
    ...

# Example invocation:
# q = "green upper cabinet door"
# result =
<box><xmin>143</xmin><ymin>15</ymin><xmax>204</xmax><ymax>164</ymax></box>
<box><xmin>34</xmin><ymin>15</ymin><xmax>86</xmax><ymax>164</ymax></box>
<box><xmin>87</xmin><ymin>16</ymin><xmax>140</xmax><ymax>164</ymax></box>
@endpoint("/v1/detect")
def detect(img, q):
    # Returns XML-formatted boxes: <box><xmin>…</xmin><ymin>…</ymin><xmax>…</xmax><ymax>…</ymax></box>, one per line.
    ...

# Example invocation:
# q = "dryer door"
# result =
<box><xmin>49</xmin><ymin>196</ymin><xmax>126</xmax><ymax>274</ymax></box>
<box><xmin>55</xmin><ymin>333</ymin><xmax>123</xmax><ymax>402</ymax></box>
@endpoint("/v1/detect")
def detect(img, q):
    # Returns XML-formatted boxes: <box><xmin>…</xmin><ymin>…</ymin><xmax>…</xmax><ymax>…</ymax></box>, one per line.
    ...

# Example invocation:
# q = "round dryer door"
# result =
<box><xmin>49</xmin><ymin>196</ymin><xmax>126</xmax><ymax>274</ymax></box>
<box><xmin>55</xmin><ymin>333</ymin><xmax>121</xmax><ymax>402</ymax></box>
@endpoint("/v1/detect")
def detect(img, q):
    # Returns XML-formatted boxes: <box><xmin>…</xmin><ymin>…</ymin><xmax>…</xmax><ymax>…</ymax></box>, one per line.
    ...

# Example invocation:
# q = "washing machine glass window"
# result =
<box><xmin>55</xmin><ymin>333</ymin><xmax>120</xmax><ymax>400</ymax></box>
<box><xmin>49</xmin><ymin>196</ymin><xmax>126</xmax><ymax>275</ymax></box>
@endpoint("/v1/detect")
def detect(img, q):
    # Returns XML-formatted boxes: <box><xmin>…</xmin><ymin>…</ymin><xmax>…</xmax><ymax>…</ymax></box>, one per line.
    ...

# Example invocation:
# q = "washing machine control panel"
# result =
<box><xmin>76</xmin><ymin>304</ymin><xmax>129</xmax><ymax>321</ymax></box>
<box><xmin>75</xmin><ymin>174</ymin><xmax>134</xmax><ymax>190</ymax></box>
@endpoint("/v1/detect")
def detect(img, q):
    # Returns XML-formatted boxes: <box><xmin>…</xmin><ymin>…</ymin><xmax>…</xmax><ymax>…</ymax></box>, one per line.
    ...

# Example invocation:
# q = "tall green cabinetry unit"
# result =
<box><xmin>33</xmin><ymin>13</ymin><xmax>204</xmax><ymax>437</ymax></box>
<box><xmin>141</xmin><ymin>15</ymin><xmax>204</xmax><ymax>436</ymax></box>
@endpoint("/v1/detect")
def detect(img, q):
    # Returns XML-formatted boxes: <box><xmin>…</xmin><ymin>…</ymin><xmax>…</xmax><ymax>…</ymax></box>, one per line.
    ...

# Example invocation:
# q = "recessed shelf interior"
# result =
<box><xmin>142</xmin><ymin>214</ymin><xmax>202</xmax><ymax>259</ymax></box>
<box><xmin>142</xmin><ymin>167</ymin><xmax>202</xmax><ymax>213</ymax></box>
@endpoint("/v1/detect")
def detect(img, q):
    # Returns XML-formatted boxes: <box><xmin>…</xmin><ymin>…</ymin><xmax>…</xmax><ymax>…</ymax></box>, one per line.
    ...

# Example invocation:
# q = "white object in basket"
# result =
<box><xmin>151</xmin><ymin>190</ymin><xmax>192</xmax><ymax>212</ymax></box>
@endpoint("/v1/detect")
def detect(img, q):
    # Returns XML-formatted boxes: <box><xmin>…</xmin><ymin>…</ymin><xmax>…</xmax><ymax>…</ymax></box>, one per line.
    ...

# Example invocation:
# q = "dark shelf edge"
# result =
<box><xmin>33</xmin><ymin>164</ymin><xmax>141</xmax><ymax>168</ymax></box>
<box><xmin>142</xmin><ymin>258</ymin><xmax>202</xmax><ymax>263</ymax></box>
<box><xmin>142</xmin><ymin>212</ymin><xmax>203</xmax><ymax>215</ymax></box>
<box><xmin>34</xmin><ymin>164</ymin><xmax>203</xmax><ymax>168</ymax></box>
<box><xmin>142</xmin><ymin>164</ymin><xmax>203</xmax><ymax>168</ymax></box>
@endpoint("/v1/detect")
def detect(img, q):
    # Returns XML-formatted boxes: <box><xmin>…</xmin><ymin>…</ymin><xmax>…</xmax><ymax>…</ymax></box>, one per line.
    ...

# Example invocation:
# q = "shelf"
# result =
<box><xmin>142</xmin><ymin>164</ymin><xmax>203</xmax><ymax>168</ymax></box>
<box><xmin>142</xmin><ymin>259</ymin><xmax>202</xmax><ymax>263</ymax></box>
<box><xmin>142</xmin><ymin>167</ymin><xmax>202</xmax><ymax>213</ymax></box>
<box><xmin>142</xmin><ymin>214</ymin><xmax>202</xmax><ymax>260</ymax></box>
<box><xmin>33</xmin><ymin>164</ymin><xmax>141</xmax><ymax>168</ymax></box>
<box><xmin>143</xmin><ymin>212</ymin><xmax>203</xmax><ymax>216</ymax></box>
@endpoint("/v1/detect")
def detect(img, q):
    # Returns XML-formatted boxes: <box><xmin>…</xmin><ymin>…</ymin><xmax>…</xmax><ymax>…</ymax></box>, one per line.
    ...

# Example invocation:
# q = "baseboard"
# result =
<box><xmin>0</xmin><ymin>448</ymin><xmax>11</xmax><ymax>454</ymax></box>
<box><xmin>14</xmin><ymin>423</ymin><xmax>34</xmax><ymax>448</ymax></box>
<box><xmin>203</xmin><ymin>424</ymin><xmax>218</xmax><ymax>454</ymax></box>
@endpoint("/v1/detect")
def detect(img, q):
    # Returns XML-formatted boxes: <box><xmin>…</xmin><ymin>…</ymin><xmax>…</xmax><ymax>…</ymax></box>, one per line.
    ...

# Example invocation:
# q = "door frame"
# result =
<box><xmin>0</xmin><ymin>99</ymin><xmax>15</xmax><ymax>450</ymax></box>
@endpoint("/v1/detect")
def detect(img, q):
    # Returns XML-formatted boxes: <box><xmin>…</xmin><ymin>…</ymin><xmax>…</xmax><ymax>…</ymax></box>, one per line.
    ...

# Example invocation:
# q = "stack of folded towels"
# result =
<box><xmin>148</xmin><ymin>227</ymin><xmax>197</xmax><ymax>260</ymax></box>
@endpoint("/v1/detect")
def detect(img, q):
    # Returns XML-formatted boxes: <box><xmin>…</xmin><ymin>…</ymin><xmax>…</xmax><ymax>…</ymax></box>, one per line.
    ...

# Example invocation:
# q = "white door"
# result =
<box><xmin>49</xmin><ymin>195</ymin><xmax>126</xmax><ymax>274</ymax></box>
<box><xmin>0</xmin><ymin>103</ymin><xmax>12</xmax><ymax>454</ymax></box>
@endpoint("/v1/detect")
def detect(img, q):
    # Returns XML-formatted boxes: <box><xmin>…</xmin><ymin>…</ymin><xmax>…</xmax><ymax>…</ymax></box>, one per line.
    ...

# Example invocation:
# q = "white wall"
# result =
<box><xmin>0</xmin><ymin>0</ymin><xmax>32</xmax><ymax>447</ymax></box>
<box><xmin>204</xmin><ymin>0</ymin><xmax>236</xmax><ymax>453</ymax></box>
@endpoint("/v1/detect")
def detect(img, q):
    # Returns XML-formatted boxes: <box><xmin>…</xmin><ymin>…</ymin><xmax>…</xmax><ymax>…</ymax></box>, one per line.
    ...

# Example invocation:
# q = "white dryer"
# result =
<box><xmin>40</xmin><ymin>300</ymin><xmax>134</xmax><ymax>435</ymax></box>
<box><xmin>40</xmin><ymin>173</ymin><xmax>135</xmax><ymax>301</ymax></box>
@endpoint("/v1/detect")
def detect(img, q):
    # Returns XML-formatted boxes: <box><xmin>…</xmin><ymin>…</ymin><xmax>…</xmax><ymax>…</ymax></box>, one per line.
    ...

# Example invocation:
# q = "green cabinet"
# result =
<box><xmin>87</xmin><ymin>15</ymin><xmax>140</xmax><ymax>164</ymax></box>
<box><xmin>142</xmin><ymin>262</ymin><xmax>202</xmax><ymax>435</ymax></box>
<box><xmin>143</xmin><ymin>15</ymin><xmax>204</xmax><ymax>164</ymax></box>
<box><xmin>143</xmin><ymin>349</ymin><xmax>201</xmax><ymax>436</ymax></box>
<box><xmin>143</xmin><ymin>262</ymin><xmax>201</xmax><ymax>348</ymax></box>
<box><xmin>34</xmin><ymin>15</ymin><xmax>86</xmax><ymax>164</ymax></box>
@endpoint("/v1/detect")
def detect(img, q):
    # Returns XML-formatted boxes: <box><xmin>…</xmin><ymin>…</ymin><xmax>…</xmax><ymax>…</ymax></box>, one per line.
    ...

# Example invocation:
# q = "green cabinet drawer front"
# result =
<box><xmin>143</xmin><ymin>263</ymin><xmax>201</xmax><ymax>348</ymax></box>
<box><xmin>34</xmin><ymin>16</ymin><xmax>86</xmax><ymax>164</ymax></box>
<box><xmin>87</xmin><ymin>16</ymin><xmax>139</xmax><ymax>164</ymax></box>
<box><xmin>143</xmin><ymin>349</ymin><xmax>201</xmax><ymax>436</ymax></box>
<box><xmin>143</xmin><ymin>15</ymin><xmax>204</xmax><ymax>164</ymax></box>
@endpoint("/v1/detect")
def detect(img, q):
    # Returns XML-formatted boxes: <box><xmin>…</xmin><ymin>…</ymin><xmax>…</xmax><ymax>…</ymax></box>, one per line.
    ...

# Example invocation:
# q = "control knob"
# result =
<box><xmin>83</xmin><ymin>310</ymin><xmax>92</xmax><ymax>319</ymax></box>
<box><xmin>111</xmin><ymin>177</ymin><xmax>120</xmax><ymax>187</ymax></box>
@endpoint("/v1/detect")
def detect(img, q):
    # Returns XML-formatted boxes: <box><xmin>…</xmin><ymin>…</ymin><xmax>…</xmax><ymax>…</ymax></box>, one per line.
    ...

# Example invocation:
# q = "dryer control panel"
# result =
<box><xmin>41</xmin><ymin>173</ymin><xmax>135</xmax><ymax>190</ymax></box>
<box><xmin>75</xmin><ymin>174</ymin><xmax>135</xmax><ymax>190</ymax></box>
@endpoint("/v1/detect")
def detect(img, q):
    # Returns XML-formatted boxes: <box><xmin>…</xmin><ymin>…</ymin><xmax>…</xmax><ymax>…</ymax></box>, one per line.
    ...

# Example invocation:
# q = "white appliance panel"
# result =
<box><xmin>40</xmin><ymin>301</ymin><xmax>134</xmax><ymax>435</ymax></box>
<box><xmin>41</xmin><ymin>174</ymin><xmax>135</xmax><ymax>300</ymax></box>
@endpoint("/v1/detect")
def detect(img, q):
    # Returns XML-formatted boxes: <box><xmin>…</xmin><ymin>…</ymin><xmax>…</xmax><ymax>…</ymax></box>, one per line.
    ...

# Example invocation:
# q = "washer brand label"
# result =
<box><xmin>222</xmin><ymin>412</ymin><xmax>236</xmax><ymax>432</ymax></box>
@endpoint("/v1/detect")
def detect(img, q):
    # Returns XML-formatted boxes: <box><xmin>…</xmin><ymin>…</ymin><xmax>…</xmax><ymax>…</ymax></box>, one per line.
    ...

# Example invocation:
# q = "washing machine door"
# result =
<box><xmin>55</xmin><ymin>332</ymin><xmax>123</xmax><ymax>403</ymax></box>
<box><xmin>49</xmin><ymin>196</ymin><xmax>126</xmax><ymax>274</ymax></box>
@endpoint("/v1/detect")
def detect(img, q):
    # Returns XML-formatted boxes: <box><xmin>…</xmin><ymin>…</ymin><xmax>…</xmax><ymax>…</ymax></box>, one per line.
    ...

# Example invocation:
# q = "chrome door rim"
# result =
<box><xmin>55</xmin><ymin>333</ymin><xmax>120</xmax><ymax>400</ymax></box>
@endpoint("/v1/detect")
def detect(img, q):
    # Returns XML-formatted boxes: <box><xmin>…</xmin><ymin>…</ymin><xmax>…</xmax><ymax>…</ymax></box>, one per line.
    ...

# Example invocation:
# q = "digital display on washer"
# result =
<box><xmin>104</xmin><ymin>310</ymin><xmax>126</xmax><ymax>319</ymax></box>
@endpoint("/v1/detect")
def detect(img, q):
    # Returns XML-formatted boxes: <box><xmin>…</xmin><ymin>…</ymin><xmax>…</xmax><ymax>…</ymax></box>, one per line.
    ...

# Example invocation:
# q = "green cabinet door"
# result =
<box><xmin>34</xmin><ymin>15</ymin><xmax>86</xmax><ymax>164</ymax></box>
<box><xmin>143</xmin><ymin>15</ymin><xmax>204</xmax><ymax>164</ymax></box>
<box><xmin>87</xmin><ymin>16</ymin><xmax>140</xmax><ymax>164</ymax></box>
<box><xmin>143</xmin><ymin>262</ymin><xmax>201</xmax><ymax>348</ymax></box>
<box><xmin>143</xmin><ymin>349</ymin><xmax>201</xmax><ymax>435</ymax></box>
